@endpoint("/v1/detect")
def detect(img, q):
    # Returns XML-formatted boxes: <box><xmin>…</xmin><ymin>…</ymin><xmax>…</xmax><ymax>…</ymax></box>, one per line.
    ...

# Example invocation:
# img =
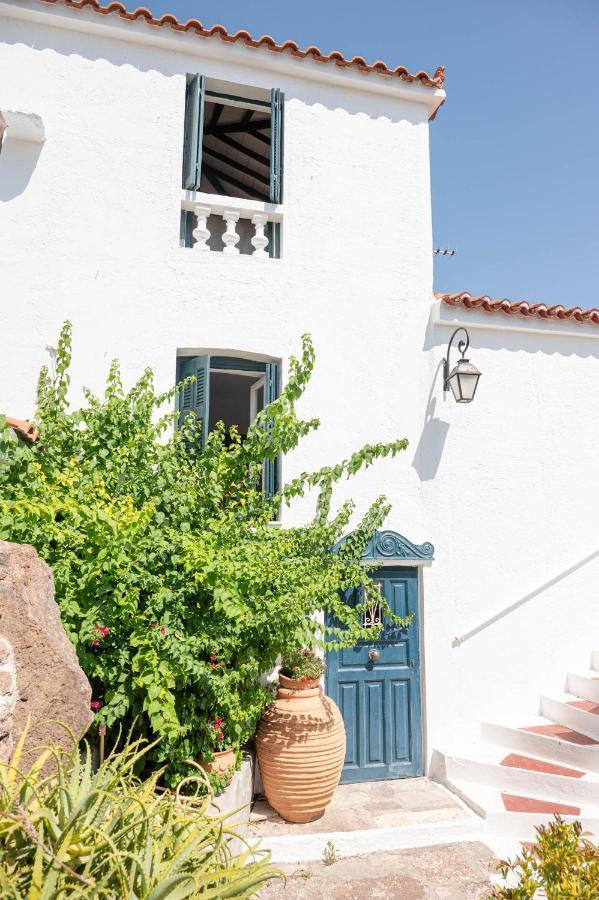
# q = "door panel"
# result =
<box><xmin>339</xmin><ymin>681</ymin><xmax>359</xmax><ymax>766</ymax></box>
<box><xmin>326</xmin><ymin>567</ymin><xmax>422</xmax><ymax>782</ymax></box>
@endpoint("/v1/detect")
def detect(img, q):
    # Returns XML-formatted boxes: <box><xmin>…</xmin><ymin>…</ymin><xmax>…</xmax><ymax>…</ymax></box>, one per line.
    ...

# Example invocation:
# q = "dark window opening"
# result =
<box><xmin>201</xmin><ymin>98</ymin><xmax>271</xmax><ymax>202</ymax></box>
<box><xmin>208</xmin><ymin>370</ymin><xmax>265</xmax><ymax>443</ymax></box>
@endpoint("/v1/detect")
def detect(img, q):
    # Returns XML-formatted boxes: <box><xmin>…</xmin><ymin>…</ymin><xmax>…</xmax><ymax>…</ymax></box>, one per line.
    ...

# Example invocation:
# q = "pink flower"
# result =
<box><xmin>90</xmin><ymin>700</ymin><xmax>102</xmax><ymax>711</ymax></box>
<box><xmin>94</xmin><ymin>626</ymin><xmax>109</xmax><ymax>637</ymax></box>
<box><xmin>211</xmin><ymin>662</ymin><xmax>217</xmax><ymax>669</ymax></box>
<box><xmin>214</xmin><ymin>716</ymin><xmax>223</xmax><ymax>725</ymax></box>
<box><xmin>92</xmin><ymin>639</ymin><xmax>100</xmax><ymax>647</ymax></box>
<box><xmin>216</xmin><ymin>731</ymin><xmax>224</xmax><ymax>741</ymax></box>
<box><xmin>160</xmin><ymin>626</ymin><xmax>166</xmax><ymax>636</ymax></box>
<box><xmin>150</xmin><ymin>623</ymin><xmax>157</xmax><ymax>628</ymax></box>
<box><xmin>210</xmin><ymin>653</ymin><xmax>217</xmax><ymax>661</ymax></box>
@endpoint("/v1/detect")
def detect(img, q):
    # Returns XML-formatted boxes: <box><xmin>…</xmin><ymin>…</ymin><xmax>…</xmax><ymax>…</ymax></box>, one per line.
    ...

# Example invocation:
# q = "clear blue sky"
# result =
<box><xmin>147</xmin><ymin>0</ymin><xmax>597</xmax><ymax>306</ymax></box>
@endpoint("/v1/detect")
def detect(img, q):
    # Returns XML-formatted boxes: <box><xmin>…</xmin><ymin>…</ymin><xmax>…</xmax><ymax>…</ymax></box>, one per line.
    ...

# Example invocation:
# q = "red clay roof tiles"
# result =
<box><xmin>39</xmin><ymin>0</ymin><xmax>446</xmax><ymax>91</ymax></box>
<box><xmin>4</xmin><ymin>417</ymin><xmax>40</xmax><ymax>443</ymax></box>
<box><xmin>437</xmin><ymin>292</ymin><xmax>599</xmax><ymax>327</ymax></box>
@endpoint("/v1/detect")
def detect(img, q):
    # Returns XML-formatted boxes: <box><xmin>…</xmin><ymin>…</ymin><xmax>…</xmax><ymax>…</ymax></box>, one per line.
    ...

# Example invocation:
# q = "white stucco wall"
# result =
<box><xmin>1</xmin><ymin>1</ymin><xmax>598</xmax><ymax>766</ymax></box>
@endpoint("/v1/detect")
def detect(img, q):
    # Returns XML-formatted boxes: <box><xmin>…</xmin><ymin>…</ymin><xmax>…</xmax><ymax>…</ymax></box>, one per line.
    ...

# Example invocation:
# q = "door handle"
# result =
<box><xmin>368</xmin><ymin>648</ymin><xmax>380</xmax><ymax>662</ymax></box>
<box><xmin>409</xmin><ymin>660</ymin><xmax>416</xmax><ymax>668</ymax></box>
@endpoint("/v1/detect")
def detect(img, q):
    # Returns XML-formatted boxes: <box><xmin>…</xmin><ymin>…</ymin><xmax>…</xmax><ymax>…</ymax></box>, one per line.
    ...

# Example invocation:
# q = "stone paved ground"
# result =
<box><xmin>260</xmin><ymin>841</ymin><xmax>497</xmax><ymax>899</ymax></box>
<box><xmin>251</xmin><ymin>778</ymin><xmax>469</xmax><ymax>837</ymax></box>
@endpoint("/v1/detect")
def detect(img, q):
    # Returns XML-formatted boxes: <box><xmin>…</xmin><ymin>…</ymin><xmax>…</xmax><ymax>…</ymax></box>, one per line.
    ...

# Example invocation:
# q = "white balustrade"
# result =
<box><xmin>183</xmin><ymin>191</ymin><xmax>281</xmax><ymax>259</ymax></box>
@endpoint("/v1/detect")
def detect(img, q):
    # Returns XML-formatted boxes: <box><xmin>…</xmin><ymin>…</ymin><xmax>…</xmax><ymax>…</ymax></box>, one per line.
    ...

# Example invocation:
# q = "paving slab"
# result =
<box><xmin>252</xmin><ymin>777</ymin><xmax>468</xmax><ymax>837</ymax></box>
<box><xmin>260</xmin><ymin>841</ymin><xmax>497</xmax><ymax>899</ymax></box>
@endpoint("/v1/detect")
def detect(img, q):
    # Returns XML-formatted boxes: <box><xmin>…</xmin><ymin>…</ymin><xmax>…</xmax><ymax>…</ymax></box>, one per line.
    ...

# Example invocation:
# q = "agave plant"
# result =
<box><xmin>0</xmin><ymin>726</ymin><xmax>279</xmax><ymax>898</ymax></box>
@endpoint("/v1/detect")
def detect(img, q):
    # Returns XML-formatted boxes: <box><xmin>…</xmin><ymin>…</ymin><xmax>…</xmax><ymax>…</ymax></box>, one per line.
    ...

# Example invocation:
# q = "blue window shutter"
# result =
<box><xmin>269</xmin><ymin>88</ymin><xmax>284</xmax><ymax>204</ymax></box>
<box><xmin>182</xmin><ymin>74</ymin><xmax>205</xmax><ymax>191</ymax></box>
<box><xmin>264</xmin><ymin>362</ymin><xmax>279</xmax><ymax>497</ymax></box>
<box><xmin>179</xmin><ymin>210</ymin><xmax>194</xmax><ymax>247</ymax></box>
<box><xmin>267</xmin><ymin>221</ymin><xmax>281</xmax><ymax>259</ymax></box>
<box><xmin>177</xmin><ymin>355</ymin><xmax>210</xmax><ymax>449</ymax></box>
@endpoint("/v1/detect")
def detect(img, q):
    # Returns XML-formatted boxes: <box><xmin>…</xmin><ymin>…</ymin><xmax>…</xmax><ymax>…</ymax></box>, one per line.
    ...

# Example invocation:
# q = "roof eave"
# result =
<box><xmin>0</xmin><ymin>0</ymin><xmax>445</xmax><ymax>118</ymax></box>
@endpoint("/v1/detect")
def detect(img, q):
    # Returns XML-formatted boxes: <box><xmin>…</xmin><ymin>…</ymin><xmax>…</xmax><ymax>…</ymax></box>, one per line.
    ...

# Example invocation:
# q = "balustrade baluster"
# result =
<box><xmin>192</xmin><ymin>204</ymin><xmax>211</xmax><ymax>251</ymax></box>
<box><xmin>222</xmin><ymin>209</ymin><xmax>240</xmax><ymax>255</ymax></box>
<box><xmin>251</xmin><ymin>212</ymin><xmax>269</xmax><ymax>259</ymax></box>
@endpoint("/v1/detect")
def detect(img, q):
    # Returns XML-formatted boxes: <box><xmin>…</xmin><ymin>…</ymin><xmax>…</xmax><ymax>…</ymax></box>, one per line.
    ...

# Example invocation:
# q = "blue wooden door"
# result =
<box><xmin>326</xmin><ymin>567</ymin><xmax>422</xmax><ymax>783</ymax></box>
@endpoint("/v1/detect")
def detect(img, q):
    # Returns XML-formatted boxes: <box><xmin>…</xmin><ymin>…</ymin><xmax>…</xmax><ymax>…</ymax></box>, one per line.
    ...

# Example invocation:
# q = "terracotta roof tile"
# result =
<box><xmin>436</xmin><ymin>292</ymin><xmax>599</xmax><ymax>327</ymax></box>
<box><xmin>4</xmin><ymin>416</ymin><xmax>40</xmax><ymax>443</ymax></box>
<box><xmin>38</xmin><ymin>0</ymin><xmax>445</xmax><ymax>91</ymax></box>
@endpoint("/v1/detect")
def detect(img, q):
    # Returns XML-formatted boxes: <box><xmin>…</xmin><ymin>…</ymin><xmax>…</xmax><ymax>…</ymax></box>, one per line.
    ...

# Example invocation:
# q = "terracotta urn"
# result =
<box><xmin>255</xmin><ymin>674</ymin><xmax>346</xmax><ymax>823</ymax></box>
<box><xmin>200</xmin><ymin>747</ymin><xmax>236</xmax><ymax>777</ymax></box>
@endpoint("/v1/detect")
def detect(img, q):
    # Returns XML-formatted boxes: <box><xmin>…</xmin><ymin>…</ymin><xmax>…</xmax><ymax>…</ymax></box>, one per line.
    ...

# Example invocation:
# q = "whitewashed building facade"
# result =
<box><xmin>2</xmin><ymin>0</ymin><xmax>599</xmax><ymax>836</ymax></box>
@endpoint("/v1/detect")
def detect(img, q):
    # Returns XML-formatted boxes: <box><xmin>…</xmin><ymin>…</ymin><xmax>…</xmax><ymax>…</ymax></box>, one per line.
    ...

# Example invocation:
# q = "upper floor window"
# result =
<box><xmin>180</xmin><ymin>77</ymin><xmax>284</xmax><ymax>258</ymax></box>
<box><xmin>177</xmin><ymin>354</ymin><xmax>279</xmax><ymax>497</ymax></box>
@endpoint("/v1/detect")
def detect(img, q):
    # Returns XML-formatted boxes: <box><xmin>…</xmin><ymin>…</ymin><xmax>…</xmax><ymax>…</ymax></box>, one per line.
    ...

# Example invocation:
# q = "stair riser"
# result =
<box><xmin>480</xmin><ymin>722</ymin><xmax>599</xmax><ymax>774</ymax></box>
<box><xmin>484</xmin><ymin>811</ymin><xmax>599</xmax><ymax>839</ymax></box>
<box><xmin>591</xmin><ymin>651</ymin><xmax>599</xmax><ymax>673</ymax></box>
<box><xmin>541</xmin><ymin>696</ymin><xmax>599</xmax><ymax>742</ymax></box>
<box><xmin>567</xmin><ymin>673</ymin><xmax>599</xmax><ymax>704</ymax></box>
<box><xmin>443</xmin><ymin>756</ymin><xmax>599</xmax><ymax>804</ymax></box>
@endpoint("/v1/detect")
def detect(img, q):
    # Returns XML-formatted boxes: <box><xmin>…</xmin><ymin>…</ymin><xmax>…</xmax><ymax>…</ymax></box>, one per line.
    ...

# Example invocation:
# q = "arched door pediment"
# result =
<box><xmin>335</xmin><ymin>529</ymin><xmax>434</xmax><ymax>562</ymax></box>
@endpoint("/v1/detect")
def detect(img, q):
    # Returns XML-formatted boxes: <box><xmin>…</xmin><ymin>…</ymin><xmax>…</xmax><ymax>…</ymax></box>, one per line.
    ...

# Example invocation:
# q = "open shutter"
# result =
<box><xmin>269</xmin><ymin>88</ymin><xmax>284</xmax><ymax>204</ymax></box>
<box><xmin>263</xmin><ymin>362</ymin><xmax>279</xmax><ymax>497</ymax></box>
<box><xmin>182</xmin><ymin>74</ymin><xmax>205</xmax><ymax>191</ymax></box>
<box><xmin>177</xmin><ymin>355</ymin><xmax>210</xmax><ymax>449</ymax></box>
<box><xmin>179</xmin><ymin>210</ymin><xmax>194</xmax><ymax>248</ymax></box>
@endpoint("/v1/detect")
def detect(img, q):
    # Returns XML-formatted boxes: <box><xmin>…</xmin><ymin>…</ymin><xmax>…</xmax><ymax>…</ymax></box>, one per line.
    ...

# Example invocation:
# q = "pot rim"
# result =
<box><xmin>207</xmin><ymin>747</ymin><xmax>235</xmax><ymax>759</ymax></box>
<box><xmin>278</xmin><ymin>673</ymin><xmax>322</xmax><ymax>690</ymax></box>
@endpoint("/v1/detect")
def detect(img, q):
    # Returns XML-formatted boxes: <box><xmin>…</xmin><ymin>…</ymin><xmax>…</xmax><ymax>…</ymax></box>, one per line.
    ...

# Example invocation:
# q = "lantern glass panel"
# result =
<box><xmin>448</xmin><ymin>359</ymin><xmax>481</xmax><ymax>403</ymax></box>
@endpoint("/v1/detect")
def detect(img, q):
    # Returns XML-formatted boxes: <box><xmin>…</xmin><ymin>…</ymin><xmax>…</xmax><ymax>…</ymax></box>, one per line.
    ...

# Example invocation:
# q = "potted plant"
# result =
<box><xmin>278</xmin><ymin>648</ymin><xmax>326</xmax><ymax>690</ymax></box>
<box><xmin>199</xmin><ymin>715</ymin><xmax>236</xmax><ymax>779</ymax></box>
<box><xmin>256</xmin><ymin>649</ymin><xmax>345</xmax><ymax>824</ymax></box>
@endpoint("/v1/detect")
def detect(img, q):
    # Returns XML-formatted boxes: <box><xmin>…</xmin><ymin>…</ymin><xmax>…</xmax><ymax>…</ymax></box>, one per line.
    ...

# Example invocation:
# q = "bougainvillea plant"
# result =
<box><xmin>0</xmin><ymin>323</ymin><xmax>410</xmax><ymax>785</ymax></box>
<box><xmin>200</xmin><ymin>716</ymin><xmax>229</xmax><ymax>754</ymax></box>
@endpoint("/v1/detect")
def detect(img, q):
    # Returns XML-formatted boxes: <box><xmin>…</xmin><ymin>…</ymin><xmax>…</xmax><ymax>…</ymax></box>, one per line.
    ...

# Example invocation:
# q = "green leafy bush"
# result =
<box><xmin>0</xmin><ymin>323</ymin><xmax>408</xmax><ymax>783</ymax></box>
<box><xmin>0</xmin><ymin>726</ymin><xmax>278</xmax><ymax>898</ymax></box>
<box><xmin>490</xmin><ymin>816</ymin><xmax>599</xmax><ymax>898</ymax></box>
<box><xmin>280</xmin><ymin>649</ymin><xmax>326</xmax><ymax>682</ymax></box>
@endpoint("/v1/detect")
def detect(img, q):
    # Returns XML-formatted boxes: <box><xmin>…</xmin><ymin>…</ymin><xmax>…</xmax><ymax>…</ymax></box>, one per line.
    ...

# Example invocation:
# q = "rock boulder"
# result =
<box><xmin>0</xmin><ymin>541</ymin><xmax>92</xmax><ymax>767</ymax></box>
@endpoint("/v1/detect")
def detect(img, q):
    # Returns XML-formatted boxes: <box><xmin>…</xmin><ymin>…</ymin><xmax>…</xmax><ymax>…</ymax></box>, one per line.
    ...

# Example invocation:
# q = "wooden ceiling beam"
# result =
<box><xmin>203</xmin><ymin>147</ymin><xmax>270</xmax><ymax>187</ymax></box>
<box><xmin>204</xmin><ymin>119</ymin><xmax>270</xmax><ymax>136</ymax></box>
<box><xmin>207</xmin><ymin>133</ymin><xmax>270</xmax><ymax>169</ymax></box>
<box><xmin>209</xmin><ymin>103</ymin><xmax>224</xmax><ymax>129</ymax></box>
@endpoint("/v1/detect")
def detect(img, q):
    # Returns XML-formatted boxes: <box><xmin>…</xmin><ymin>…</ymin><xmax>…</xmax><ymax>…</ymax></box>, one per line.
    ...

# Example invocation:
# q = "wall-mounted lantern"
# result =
<box><xmin>443</xmin><ymin>328</ymin><xmax>481</xmax><ymax>403</ymax></box>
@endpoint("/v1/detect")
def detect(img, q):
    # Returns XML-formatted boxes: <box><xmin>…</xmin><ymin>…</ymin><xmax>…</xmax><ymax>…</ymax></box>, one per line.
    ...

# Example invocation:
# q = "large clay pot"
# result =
<box><xmin>255</xmin><ymin>675</ymin><xmax>345</xmax><ymax>823</ymax></box>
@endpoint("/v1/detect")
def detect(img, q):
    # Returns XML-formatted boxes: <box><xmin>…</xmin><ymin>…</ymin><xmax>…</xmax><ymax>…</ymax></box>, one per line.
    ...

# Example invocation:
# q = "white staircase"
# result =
<box><xmin>432</xmin><ymin>650</ymin><xmax>599</xmax><ymax>845</ymax></box>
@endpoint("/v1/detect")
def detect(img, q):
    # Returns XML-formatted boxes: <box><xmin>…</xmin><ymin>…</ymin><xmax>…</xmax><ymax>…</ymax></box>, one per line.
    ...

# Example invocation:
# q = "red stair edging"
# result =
<box><xmin>520</xmin><ymin>723</ymin><xmax>598</xmax><ymax>746</ymax></box>
<box><xmin>568</xmin><ymin>699</ymin><xmax>599</xmax><ymax>715</ymax></box>
<box><xmin>500</xmin><ymin>753</ymin><xmax>585</xmax><ymax>779</ymax></box>
<box><xmin>501</xmin><ymin>793</ymin><xmax>580</xmax><ymax>815</ymax></box>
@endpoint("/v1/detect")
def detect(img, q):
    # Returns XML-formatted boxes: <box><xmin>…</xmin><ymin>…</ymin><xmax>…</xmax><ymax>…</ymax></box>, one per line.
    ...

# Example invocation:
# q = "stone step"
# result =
<box><xmin>591</xmin><ymin>650</ymin><xmax>599</xmax><ymax>673</ymax></box>
<box><xmin>443</xmin><ymin>777</ymin><xmax>599</xmax><ymax>840</ymax></box>
<box><xmin>480</xmin><ymin>719</ymin><xmax>599</xmax><ymax>773</ymax></box>
<box><xmin>256</xmin><ymin>816</ymin><xmax>485</xmax><ymax>864</ymax></box>
<box><xmin>567</xmin><ymin>672</ymin><xmax>599</xmax><ymax>704</ymax></box>
<box><xmin>541</xmin><ymin>694</ymin><xmax>599</xmax><ymax>742</ymax></box>
<box><xmin>433</xmin><ymin>748</ymin><xmax>599</xmax><ymax>805</ymax></box>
